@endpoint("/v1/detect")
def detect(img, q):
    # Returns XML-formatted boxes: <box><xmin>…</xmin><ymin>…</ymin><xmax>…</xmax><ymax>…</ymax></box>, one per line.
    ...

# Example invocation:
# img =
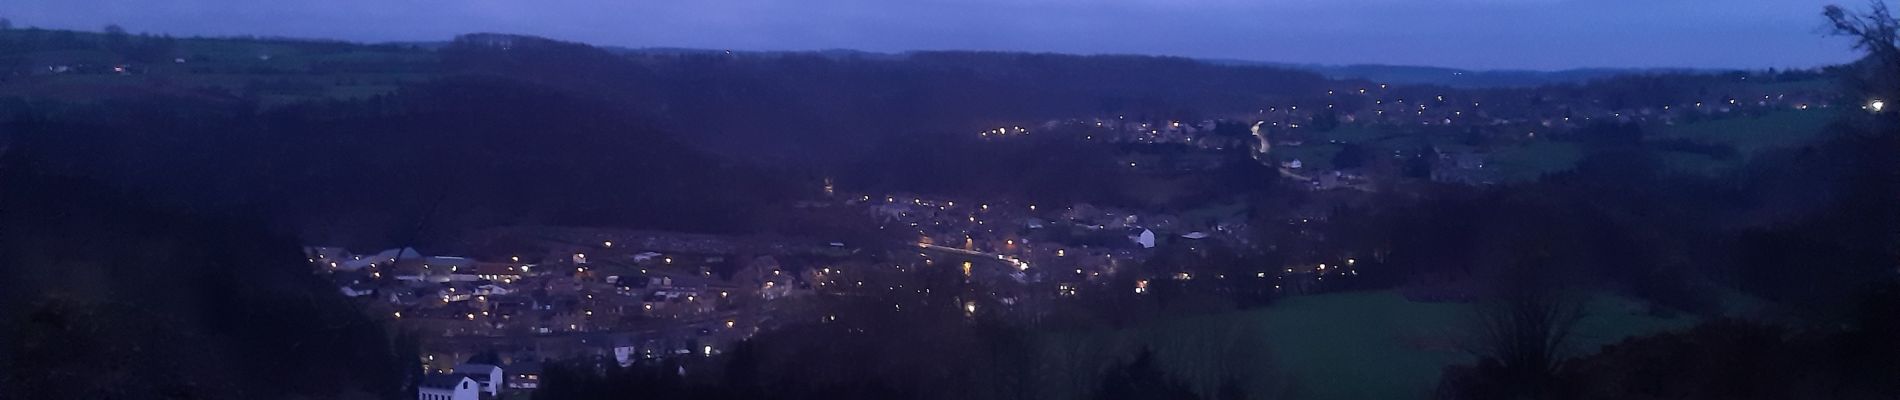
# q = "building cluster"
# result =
<box><xmin>977</xmin><ymin>78</ymin><xmax>1842</xmax><ymax>189</ymax></box>
<box><xmin>305</xmin><ymin>230</ymin><xmax>868</xmax><ymax>398</ymax></box>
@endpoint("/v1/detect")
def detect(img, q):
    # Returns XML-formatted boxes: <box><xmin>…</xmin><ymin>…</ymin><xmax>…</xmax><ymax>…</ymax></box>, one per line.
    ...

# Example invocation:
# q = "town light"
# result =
<box><xmin>1871</xmin><ymin>99</ymin><xmax>1886</xmax><ymax>113</ymax></box>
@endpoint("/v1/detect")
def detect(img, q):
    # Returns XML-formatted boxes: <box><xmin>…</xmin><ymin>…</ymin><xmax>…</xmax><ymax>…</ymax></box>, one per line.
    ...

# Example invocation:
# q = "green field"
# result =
<box><xmin>1272</xmin><ymin>144</ymin><xmax>1345</xmax><ymax>171</ymax></box>
<box><xmin>1651</xmin><ymin>110</ymin><xmax>1840</xmax><ymax>155</ymax></box>
<box><xmin>1484</xmin><ymin>141</ymin><xmax>1585</xmax><ymax>183</ymax></box>
<box><xmin>1043</xmin><ymin>290</ymin><xmax>1694</xmax><ymax>400</ymax></box>
<box><xmin>1649</xmin><ymin>110</ymin><xmax>1840</xmax><ymax>176</ymax></box>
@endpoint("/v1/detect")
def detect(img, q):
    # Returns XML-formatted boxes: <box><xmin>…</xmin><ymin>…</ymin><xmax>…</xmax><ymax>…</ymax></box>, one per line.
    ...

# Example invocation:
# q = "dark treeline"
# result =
<box><xmin>437</xmin><ymin>34</ymin><xmax>1328</xmax><ymax>164</ymax></box>
<box><xmin>3</xmin><ymin>77</ymin><xmax>794</xmax><ymax>248</ymax></box>
<box><xmin>0</xmin><ymin>153</ymin><xmax>418</xmax><ymax>399</ymax></box>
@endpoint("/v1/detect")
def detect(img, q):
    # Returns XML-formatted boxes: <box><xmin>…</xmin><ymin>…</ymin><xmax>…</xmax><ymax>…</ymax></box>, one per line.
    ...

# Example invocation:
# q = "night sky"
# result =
<box><xmin>0</xmin><ymin>0</ymin><xmax>1868</xmax><ymax>70</ymax></box>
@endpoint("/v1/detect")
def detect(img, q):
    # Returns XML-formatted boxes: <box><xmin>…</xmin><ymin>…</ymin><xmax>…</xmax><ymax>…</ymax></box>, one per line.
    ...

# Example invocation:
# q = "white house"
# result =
<box><xmin>417</xmin><ymin>375</ymin><xmax>478</xmax><ymax>400</ymax></box>
<box><xmin>1130</xmin><ymin>229</ymin><xmax>1156</xmax><ymax>249</ymax></box>
<box><xmin>339</xmin><ymin>285</ymin><xmax>376</xmax><ymax>298</ymax></box>
<box><xmin>452</xmin><ymin>363</ymin><xmax>504</xmax><ymax>396</ymax></box>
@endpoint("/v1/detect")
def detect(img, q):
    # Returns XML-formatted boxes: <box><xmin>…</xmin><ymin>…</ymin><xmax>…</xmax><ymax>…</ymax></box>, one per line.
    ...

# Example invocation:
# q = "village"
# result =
<box><xmin>984</xmin><ymin>79</ymin><xmax>1841</xmax><ymax>188</ymax></box>
<box><xmin>301</xmin><ymin>181</ymin><xmax>1304</xmax><ymax>399</ymax></box>
<box><xmin>289</xmin><ymin>70</ymin><xmax>1859</xmax><ymax>399</ymax></box>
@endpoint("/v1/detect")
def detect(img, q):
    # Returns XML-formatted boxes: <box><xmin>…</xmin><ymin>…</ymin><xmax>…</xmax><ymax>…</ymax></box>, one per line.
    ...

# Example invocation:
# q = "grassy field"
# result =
<box><xmin>2</xmin><ymin>31</ymin><xmax>438</xmax><ymax>104</ymax></box>
<box><xmin>1043</xmin><ymin>290</ymin><xmax>1694</xmax><ymax>400</ymax></box>
<box><xmin>1316</xmin><ymin>125</ymin><xmax>1398</xmax><ymax>144</ymax></box>
<box><xmin>1648</xmin><ymin>110</ymin><xmax>1840</xmax><ymax>176</ymax></box>
<box><xmin>1272</xmin><ymin>143</ymin><xmax>1345</xmax><ymax>171</ymax></box>
<box><xmin>1483</xmin><ymin>141</ymin><xmax>1585</xmax><ymax>183</ymax></box>
<box><xmin>1651</xmin><ymin>110</ymin><xmax>1839</xmax><ymax>155</ymax></box>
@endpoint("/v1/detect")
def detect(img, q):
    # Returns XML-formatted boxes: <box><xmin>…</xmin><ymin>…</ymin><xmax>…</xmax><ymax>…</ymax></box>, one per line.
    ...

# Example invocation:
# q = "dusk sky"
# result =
<box><xmin>0</xmin><ymin>0</ymin><xmax>1870</xmax><ymax>70</ymax></box>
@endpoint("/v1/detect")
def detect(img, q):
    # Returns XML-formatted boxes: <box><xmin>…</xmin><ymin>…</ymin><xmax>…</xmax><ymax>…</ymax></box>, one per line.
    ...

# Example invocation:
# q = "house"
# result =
<box><xmin>452</xmin><ymin>363</ymin><xmax>504</xmax><ymax>396</ymax></box>
<box><xmin>339</xmin><ymin>285</ymin><xmax>376</xmax><ymax>298</ymax></box>
<box><xmin>736</xmin><ymin>256</ymin><xmax>798</xmax><ymax>300</ymax></box>
<box><xmin>371</xmin><ymin>247</ymin><xmax>424</xmax><ymax>263</ymax></box>
<box><xmin>392</xmin><ymin>256</ymin><xmax>480</xmax><ymax>283</ymax></box>
<box><xmin>1129</xmin><ymin>229</ymin><xmax>1157</xmax><ymax>249</ymax></box>
<box><xmin>456</xmin><ymin>262</ymin><xmax>526</xmax><ymax>283</ymax></box>
<box><xmin>417</xmin><ymin>375</ymin><xmax>478</xmax><ymax>400</ymax></box>
<box><xmin>304</xmin><ymin>246</ymin><xmax>352</xmax><ymax>261</ymax></box>
<box><xmin>506</xmin><ymin>361</ymin><xmax>543</xmax><ymax>389</ymax></box>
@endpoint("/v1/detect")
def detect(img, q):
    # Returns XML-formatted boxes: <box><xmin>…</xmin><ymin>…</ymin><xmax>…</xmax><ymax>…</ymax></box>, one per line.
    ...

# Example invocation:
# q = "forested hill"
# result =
<box><xmin>0</xmin><ymin>28</ymin><xmax>1840</xmax><ymax>247</ymax></box>
<box><xmin>436</xmin><ymin>34</ymin><xmax>1329</xmax><ymax>164</ymax></box>
<box><xmin>0</xmin><ymin>29</ymin><xmax>1332</xmax><ymax>244</ymax></box>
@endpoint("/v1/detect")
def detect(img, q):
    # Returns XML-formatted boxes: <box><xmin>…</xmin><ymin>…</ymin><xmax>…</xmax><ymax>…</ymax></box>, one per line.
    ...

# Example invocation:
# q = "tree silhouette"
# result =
<box><xmin>1826</xmin><ymin>1</ymin><xmax>1900</xmax><ymax>100</ymax></box>
<box><xmin>1095</xmin><ymin>350</ymin><xmax>1201</xmax><ymax>400</ymax></box>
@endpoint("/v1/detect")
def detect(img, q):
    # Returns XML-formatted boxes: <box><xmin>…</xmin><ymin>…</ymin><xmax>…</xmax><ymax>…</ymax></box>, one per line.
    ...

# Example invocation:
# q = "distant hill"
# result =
<box><xmin>1204</xmin><ymin>60</ymin><xmax>1719</xmax><ymax>88</ymax></box>
<box><xmin>600</xmin><ymin>48</ymin><xmax>1709</xmax><ymax>89</ymax></box>
<box><xmin>610</xmin><ymin>46</ymin><xmax>1734</xmax><ymax>89</ymax></box>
